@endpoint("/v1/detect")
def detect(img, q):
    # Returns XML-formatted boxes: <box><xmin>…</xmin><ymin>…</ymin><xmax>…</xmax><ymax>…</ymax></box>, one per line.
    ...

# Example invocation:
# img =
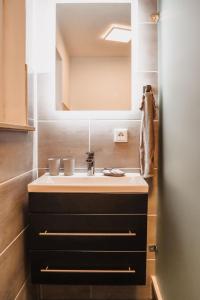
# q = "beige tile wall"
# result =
<box><xmin>38</xmin><ymin>120</ymin><xmax>89</xmax><ymax>169</ymax></box>
<box><xmin>0</xmin><ymin>172</ymin><xmax>32</xmax><ymax>253</ymax></box>
<box><xmin>37</xmin><ymin>0</ymin><xmax>158</xmax><ymax>299</ymax></box>
<box><xmin>90</xmin><ymin>120</ymin><xmax>141</xmax><ymax>168</ymax></box>
<box><xmin>0</xmin><ymin>131</ymin><xmax>33</xmax><ymax>183</ymax></box>
<box><xmin>0</xmin><ymin>150</ymin><xmax>36</xmax><ymax>299</ymax></box>
<box><xmin>0</xmin><ymin>72</ymin><xmax>36</xmax><ymax>298</ymax></box>
<box><xmin>0</xmin><ymin>232</ymin><xmax>28</xmax><ymax>299</ymax></box>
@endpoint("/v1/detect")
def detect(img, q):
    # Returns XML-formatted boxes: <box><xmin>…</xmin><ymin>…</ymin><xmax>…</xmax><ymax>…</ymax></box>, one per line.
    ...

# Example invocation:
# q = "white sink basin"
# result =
<box><xmin>28</xmin><ymin>173</ymin><xmax>148</xmax><ymax>193</ymax></box>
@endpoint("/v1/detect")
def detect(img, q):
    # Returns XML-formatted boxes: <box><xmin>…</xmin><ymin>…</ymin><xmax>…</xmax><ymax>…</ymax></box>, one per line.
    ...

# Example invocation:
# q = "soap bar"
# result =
<box><xmin>103</xmin><ymin>168</ymin><xmax>125</xmax><ymax>177</ymax></box>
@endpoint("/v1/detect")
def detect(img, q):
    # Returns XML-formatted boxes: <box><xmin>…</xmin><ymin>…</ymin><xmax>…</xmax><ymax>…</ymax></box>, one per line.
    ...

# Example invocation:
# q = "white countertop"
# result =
<box><xmin>28</xmin><ymin>173</ymin><xmax>148</xmax><ymax>193</ymax></box>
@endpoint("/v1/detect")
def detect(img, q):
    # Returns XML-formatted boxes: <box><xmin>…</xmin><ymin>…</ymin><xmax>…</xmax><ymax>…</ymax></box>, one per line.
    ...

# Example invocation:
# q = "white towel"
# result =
<box><xmin>139</xmin><ymin>90</ymin><xmax>156</xmax><ymax>178</ymax></box>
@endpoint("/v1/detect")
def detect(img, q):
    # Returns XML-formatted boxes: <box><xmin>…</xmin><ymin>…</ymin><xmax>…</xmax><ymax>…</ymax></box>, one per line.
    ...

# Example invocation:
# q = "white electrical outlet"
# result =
<box><xmin>114</xmin><ymin>128</ymin><xmax>128</xmax><ymax>143</ymax></box>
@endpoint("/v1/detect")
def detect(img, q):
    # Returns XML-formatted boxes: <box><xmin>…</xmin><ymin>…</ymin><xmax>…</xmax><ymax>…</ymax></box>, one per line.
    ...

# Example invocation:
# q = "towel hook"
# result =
<box><xmin>143</xmin><ymin>85</ymin><xmax>152</xmax><ymax>93</ymax></box>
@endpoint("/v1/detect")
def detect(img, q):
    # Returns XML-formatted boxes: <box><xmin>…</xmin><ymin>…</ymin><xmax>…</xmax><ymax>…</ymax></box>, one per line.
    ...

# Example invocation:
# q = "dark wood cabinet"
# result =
<box><xmin>29</xmin><ymin>192</ymin><xmax>148</xmax><ymax>285</ymax></box>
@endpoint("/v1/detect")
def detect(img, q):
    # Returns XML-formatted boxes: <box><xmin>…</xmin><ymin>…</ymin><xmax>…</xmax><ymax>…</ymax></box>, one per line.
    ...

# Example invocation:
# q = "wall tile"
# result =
<box><xmin>0</xmin><ymin>232</ymin><xmax>28</xmax><ymax>299</ymax></box>
<box><xmin>147</xmin><ymin>169</ymin><xmax>158</xmax><ymax>215</ymax></box>
<box><xmin>0</xmin><ymin>171</ymin><xmax>33</xmax><ymax>254</ymax></box>
<box><xmin>138</xmin><ymin>24</ymin><xmax>158</xmax><ymax>71</ymax></box>
<box><xmin>0</xmin><ymin>131</ymin><xmax>33</xmax><ymax>183</ymax></box>
<box><xmin>38</xmin><ymin>168</ymin><xmax>46</xmax><ymax>177</ymax></box>
<box><xmin>16</xmin><ymin>279</ymin><xmax>39</xmax><ymax>300</ymax></box>
<box><xmin>138</xmin><ymin>0</ymin><xmax>157</xmax><ymax>23</ymax></box>
<box><xmin>147</xmin><ymin>215</ymin><xmax>157</xmax><ymax>259</ymax></box>
<box><xmin>38</xmin><ymin>120</ymin><xmax>89</xmax><ymax>169</ymax></box>
<box><xmin>90</xmin><ymin>120</ymin><xmax>140</xmax><ymax>168</ymax></box>
<box><xmin>41</xmin><ymin>285</ymin><xmax>90</xmax><ymax>300</ymax></box>
<box><xmin>28</xmin><ymin>119</ymin><xmax>34</xmax><ymax>127</ymax></box>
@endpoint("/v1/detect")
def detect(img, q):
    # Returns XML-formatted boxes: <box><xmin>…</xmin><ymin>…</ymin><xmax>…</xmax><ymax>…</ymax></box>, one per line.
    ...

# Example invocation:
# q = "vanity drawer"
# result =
<box><xmin>29</xmin><ymin>214</ymin><xmax>147</xmax><ymax>251</ymax></box>
<box><xmin>29</xmin><ymin>193</ymin><xmax>148</xmax><ymax>214</ymax></box>
<box><xmin>30</xmin><ymin>251</ymin><xmax>146</xmax><ymax>285</ymax></box>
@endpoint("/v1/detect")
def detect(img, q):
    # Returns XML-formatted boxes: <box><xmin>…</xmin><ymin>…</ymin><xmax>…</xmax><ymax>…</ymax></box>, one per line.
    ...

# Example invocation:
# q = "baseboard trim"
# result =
<box><xmin>152</xmin><ymin>276</ymin><xmax>163</xmax><ymax>300</ymax></box>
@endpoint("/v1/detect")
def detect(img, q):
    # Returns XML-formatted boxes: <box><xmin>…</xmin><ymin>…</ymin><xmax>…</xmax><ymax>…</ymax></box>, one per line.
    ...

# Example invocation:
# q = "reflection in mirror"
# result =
<box><xmin>56</xmin><ymin>3</ymin><xmax>132</xmax><ymax>111</ymax></box>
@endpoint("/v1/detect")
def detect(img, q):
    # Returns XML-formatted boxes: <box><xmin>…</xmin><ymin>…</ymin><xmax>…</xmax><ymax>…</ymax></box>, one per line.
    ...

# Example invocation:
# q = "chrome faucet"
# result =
<box><xmin>86</xmin><ymin>152</ymin><xmax>95</xmax><ymax>176</ymax></box>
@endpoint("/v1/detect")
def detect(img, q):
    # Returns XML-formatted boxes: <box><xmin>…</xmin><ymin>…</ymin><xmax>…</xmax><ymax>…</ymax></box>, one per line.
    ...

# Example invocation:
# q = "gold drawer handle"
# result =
<box><xmin>40</xmin><ymin>266</ymin><xmax>136</xmax><ymax>274</ymax></box>
<box><xmin>38</xmin><ymin>230</ymin><xmax>136</xmax><ymax>237</ymax></box>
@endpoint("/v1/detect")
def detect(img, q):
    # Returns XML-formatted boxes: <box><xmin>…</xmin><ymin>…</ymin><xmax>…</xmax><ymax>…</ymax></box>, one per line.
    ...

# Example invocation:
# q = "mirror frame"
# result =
<box><xmin>51</xmin><ymin>0</ymin><xmax>140</xmax><ymax>120</ymax></box>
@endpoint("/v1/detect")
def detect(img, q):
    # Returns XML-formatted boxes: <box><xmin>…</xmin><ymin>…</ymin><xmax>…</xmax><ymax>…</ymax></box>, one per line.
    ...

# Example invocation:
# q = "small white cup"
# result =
<box><xmin>48</xmin><ymin>158</ymin><xmax>60</xmax><ymax>176</ymax></box>
<box><xmin>63</xmin><ymin>158</ymin><xmax>75</xmax><ymax>176</ymax></box>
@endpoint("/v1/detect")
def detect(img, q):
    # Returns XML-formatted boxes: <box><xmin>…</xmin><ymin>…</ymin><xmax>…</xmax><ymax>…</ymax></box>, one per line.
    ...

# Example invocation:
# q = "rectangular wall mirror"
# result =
<box><xmin>55</xmin><ymin>2</ymin><xmax>132</xmax><ymax>111</ymax></box>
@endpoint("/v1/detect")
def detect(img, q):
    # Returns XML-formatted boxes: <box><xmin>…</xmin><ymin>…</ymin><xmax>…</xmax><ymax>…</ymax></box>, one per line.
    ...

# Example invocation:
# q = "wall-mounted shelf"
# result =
<box><xmin>0</xmin><ymin>122</ymin><xmax>35</xmax><ymax>132</ymax></box>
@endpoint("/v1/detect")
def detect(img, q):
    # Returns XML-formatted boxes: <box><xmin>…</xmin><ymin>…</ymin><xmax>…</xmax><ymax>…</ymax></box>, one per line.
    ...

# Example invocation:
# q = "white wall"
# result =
<box><xmin>69</xmin><ymin>57</ymin><xmax>131</xmax><ymax>110</ymax></box>
<box><xmin>157</xmin><ymin>0</ymin><xmax>200</xmax><ymax>299</ymax></box>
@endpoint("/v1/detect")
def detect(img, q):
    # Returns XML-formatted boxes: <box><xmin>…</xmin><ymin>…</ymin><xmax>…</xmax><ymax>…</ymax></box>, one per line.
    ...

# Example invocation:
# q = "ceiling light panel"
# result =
<box><xmin>103</xmin><ymin>25</ymin><xmax>131</xmax><ymax>43</ymax></box>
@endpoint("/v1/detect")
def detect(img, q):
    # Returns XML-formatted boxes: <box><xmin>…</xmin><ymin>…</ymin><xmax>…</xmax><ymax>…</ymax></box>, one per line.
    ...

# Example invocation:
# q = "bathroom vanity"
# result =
<box><xmin>28</xmin><ymin>173</ymin><xmax>148</xmax><ymax>285</ymax></box>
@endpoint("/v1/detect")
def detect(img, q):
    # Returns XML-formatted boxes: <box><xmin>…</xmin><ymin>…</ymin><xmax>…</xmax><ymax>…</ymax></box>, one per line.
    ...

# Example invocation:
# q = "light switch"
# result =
<box><xmin>114</xmin><ymin>128</ymin><xmax>128</xmax><ymax>143</ymax></box>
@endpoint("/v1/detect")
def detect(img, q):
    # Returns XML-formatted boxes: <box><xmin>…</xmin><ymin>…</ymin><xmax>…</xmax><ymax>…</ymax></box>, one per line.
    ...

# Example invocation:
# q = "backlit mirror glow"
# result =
<box><xmin>55</xmin><ymin>3</ymin><xmax>132</xmax><ymax>111</ymax></box>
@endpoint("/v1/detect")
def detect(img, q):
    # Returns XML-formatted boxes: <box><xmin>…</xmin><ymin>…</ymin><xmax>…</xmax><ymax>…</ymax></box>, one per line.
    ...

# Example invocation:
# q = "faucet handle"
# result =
<box><xmin>86</xmin><ymin>152</ymin><xmax>95</xmax><ymax>176</ymax></box>
<box><xmin>86</xmin><ymin>159</ymin><xmax>93</xmax><ymax>163</ymax></box>
<box><xmin>86</xmin><ymin>151</ymin><xmax>94</xmax><ymax>158</ymax></box>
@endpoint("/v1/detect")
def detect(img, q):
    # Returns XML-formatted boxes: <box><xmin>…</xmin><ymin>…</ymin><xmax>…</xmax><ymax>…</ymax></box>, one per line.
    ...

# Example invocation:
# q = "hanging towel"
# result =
<box><xmin>139</xmin><ymin>88</ymin><xmax>156</xmax><ymax>178</ymax></box>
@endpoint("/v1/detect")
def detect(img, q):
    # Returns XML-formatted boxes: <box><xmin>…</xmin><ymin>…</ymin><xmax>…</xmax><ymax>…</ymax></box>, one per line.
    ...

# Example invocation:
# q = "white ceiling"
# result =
<box><xmin>56</xmin><ymin>3</ymin><xmax>131</xmax><ymax>57</ymax></box>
